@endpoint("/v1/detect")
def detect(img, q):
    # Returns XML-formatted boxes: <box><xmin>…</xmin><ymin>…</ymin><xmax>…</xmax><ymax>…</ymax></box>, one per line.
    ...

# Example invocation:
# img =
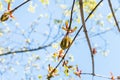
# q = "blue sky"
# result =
<box><xmin>0</xmin><ymin>0</ymin><xmax>120</xmax><ymax>80</ymax></box>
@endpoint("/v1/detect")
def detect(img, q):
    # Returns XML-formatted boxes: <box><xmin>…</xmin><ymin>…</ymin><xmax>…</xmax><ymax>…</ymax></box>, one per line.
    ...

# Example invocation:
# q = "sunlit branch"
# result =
<box><xmin>79</xmin><ymin>0</ymin><xmax>95</xmax><ymax>76</ymax></box>
<box><xmin>47</xmin><ymin>0</ymin><xmax>76</xmax><ymax>78</ymax></box>
<box><xmin>68</xmin><ymin>0</ymin><xmax>75</xmax><ymax>30</ymax></box>
<box><xmin>65</xmin><ymin>0</ymin><xmax>76</xmax><ymax>36</ymax></box>
<box><xmin>108</xmin><ymin>0</ymin><xmax>120</xmax><ymax>32</ymax></box>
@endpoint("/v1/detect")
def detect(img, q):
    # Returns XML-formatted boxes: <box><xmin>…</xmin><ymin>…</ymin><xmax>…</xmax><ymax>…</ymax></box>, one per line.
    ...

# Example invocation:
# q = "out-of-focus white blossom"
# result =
<box><xmin>0</xmin><ymin>1</ymin><xmax>3</xmax><ymax>11</ymax></box>
<box><xmin>102</xmin><ymin>50</ymin><xmax>110</xmax><ymax>56</ymax></box>
<box><xmin>4</xmin><ymin>0</ymin><xmax>14</xmax><ymax>3</ymax></box>
<box><xmin>0</xmin><ymin>32</ymin><xmax>3</xmax><ymax>36</ymax></box>
<box><xmin>0</xmin><ymin>58</ymin><xmax>6</xmax><ymax>63</ymax></box>
<box><xmin>25</xmin><ymin>38</ymin><xmax>31</xmax><ymax>43</ymax></box>
<box><xmin>28</xmin><ymin>2</ymin><xmax>37</xmax><ymax>13</ymax></box>
<box><xmin>60</xmin><ymin>4</ymin><xmax>67</xmax><ymax>9</ymax></box>
<box><xmin>39</xmin><ymin>0</ymin><xmax>49</xmax><ymax>5</ymax></box>
<box><xmin>52</xmin><ymin>43</ymin><xmax>59</xmax><ymax>49</ymax></box>
<box><xmin>64</xmin><ymin>10</ymin><xmax>71</xmax><ymax>17</ymax></box>
<box><xmin>15</xmin><ymin>22</ymin><xmax>20</xmax><ymax>27</ymax></box>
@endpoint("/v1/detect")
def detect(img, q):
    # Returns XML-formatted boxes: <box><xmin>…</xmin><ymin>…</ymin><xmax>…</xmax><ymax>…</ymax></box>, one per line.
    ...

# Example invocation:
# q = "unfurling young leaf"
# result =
<box><xmin>92</xmin><ymin>48</ymin><xmax>97</xmax><ymax>55</ymax></box>
<box><xmin>64</xmin><ymin>69</ymin><xmax>69</xmax><ymax>76</ymax></box>
<box><xmin>38</xmin><ymin>75</ymin><xmax>42</xmax><ymax>80</ymax></box>
<box><xmin>74</xmin><ymin>65</ymin><xmax>82</xmax><ymax>78</ymax></box>
<box><xmin>58</xmin><ymin>49</ymin><xmax>64</xmax><ymax>60</ymax></box>
<box><xmin>62</xmin><ymin>60</ymin><xmax>68</xmax><ymax>67</ymax></box>
<box><xmin>63</xmin><ymin>60</ymin><xmax>73</xmax><ymax>76</ymax></box>
<box><xmin>47</xmin><ymin>64</ymin><xmax>59</xmax><ymax>79</ymax></box>
<box><xmin>110</xmin><ymin>72</ymin><xmax>115</xmax><ymax>80</ymax></box>
<box><xmin>62</xmin><ymin>21</ymin><xmax>77</xmax><ymax>33</ymax></box>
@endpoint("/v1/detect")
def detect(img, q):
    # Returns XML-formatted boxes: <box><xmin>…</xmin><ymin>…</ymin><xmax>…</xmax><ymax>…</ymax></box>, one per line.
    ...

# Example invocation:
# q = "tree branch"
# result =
<box><xmin>12</xmin><ymin>0</ymin><xmax>31</xmax><ymax>12</ymax></box>
<box><xmin>108</xmin><ymin>0</ymin><xmax>120</xmax><ymax>32</ymax></box>
<box><xmin>81</xmin><ymin>73</ymin><xmax>111</xmax><ymax>79</ymax></box>
<box><xmin>47</xmin><ymin>0</ymin><xmax>76</xmax><ymax>78</ymax></box>
<box><xmin>68</xmin><ymin>0</ymin><xmax>75</xmax><ymax>30</ymax></box>
<box><xmin>0</xmin><ymin>43</ymin><xmax>52</xmax><ymax>56</ymax></box>
<box><xmin>79</xmin><ymin>0</ymin><xmax>95</xmax><ymax>75</ymax></box>
<box><xmin>47</xmin><ymin>0</ymin><xmax>103</xmax><ymax>79</ymax></box>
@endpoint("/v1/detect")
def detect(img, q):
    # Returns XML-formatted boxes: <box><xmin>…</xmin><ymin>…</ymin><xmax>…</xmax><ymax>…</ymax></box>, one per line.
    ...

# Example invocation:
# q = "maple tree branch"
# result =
<box><xmin>11</xmin><ymin>0</ymin><xmax>31</xmax><ymax>12</ymax></box>
<box><xmin>79</xmin><ymin>0</ymin><xmax>95</xmax><ymax>75</ymax></box>
<box><xmin>47</xmin><ymin>0</ymin><xmax>76</xmax><ymax>78</ymax></box>
<box><xmin>47</xmin><ymin>0</ymin><xmax>103</xmax><ymax>79</ymax></box>
<box><xmin>94</xmin><ymin>74</ymin><xmax>111</xmax><ymax>79</ymax></box>
<box><xmin>0</xmin><ymin>43</ymin><xmax>52</xmax><ymax>56</ymax></box>
<box><xmin>108</xmin><ymin>0</ymin><xmax>120</xmax><ymax>32</ymax></box>
<box><xmin>68</xmin><ymin>0</ymin><xmax>75</xmax><ymax>30</ymax></box>
<box><xmin>81</xmin><ymin>73</ymin><xmax>111</xmax><ymax>79</ymax></box>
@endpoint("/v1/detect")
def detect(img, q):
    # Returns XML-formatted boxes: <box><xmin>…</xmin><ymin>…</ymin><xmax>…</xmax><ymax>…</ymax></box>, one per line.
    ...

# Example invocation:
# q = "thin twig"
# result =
<box><xmin>47</xmin><ymin>0</ymin><xmax>103</xmax><ymax>79</ymax></box>
<box><xmin>11</xmin><ymin>0</ymin><xmax>31</xmax><ymax>12</ymax></box>
<box><xmin>0</xmin><ymin>43</ymin><xmax>51</xmax><ymax>56</ymax></box>
<box><xmin>48</xmin><ymin>0</ymin><xmax>76</xmax><ymax>78</ymax></box>
<box><xmin>68</xmin><ymin>0</ymin><xmax>75</xmax><ymax>30</ymax></box>
<box><xmin>94</xmin><ymin>74</ymin><xmax>111</xmax><ymax>79</ymax></box>
<box><xmin>81</xmin><ymin>73</ymin><xmax>111</xmax><ymax>79</ymax></box>
<box><xmin>79</xmin><ymin>0</ymin><xmax>95</xmax><ymax>75</ymax></box>
<box><xmin>108</xmin><ymin>0</ymin><xmax>120</xmax><ymax>32</ymax></box>
<box><xmin>65</xmin><ymin>0</ymin><xmax>76</xmax><ymax>36</ymax></box>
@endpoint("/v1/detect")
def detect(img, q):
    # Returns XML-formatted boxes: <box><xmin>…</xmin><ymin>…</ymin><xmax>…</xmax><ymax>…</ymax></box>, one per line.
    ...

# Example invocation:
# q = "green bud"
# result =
<box><xmin>60</xmin><ymin>36</ymin><xmax>72</xmax><ymax>50</ymax></box>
